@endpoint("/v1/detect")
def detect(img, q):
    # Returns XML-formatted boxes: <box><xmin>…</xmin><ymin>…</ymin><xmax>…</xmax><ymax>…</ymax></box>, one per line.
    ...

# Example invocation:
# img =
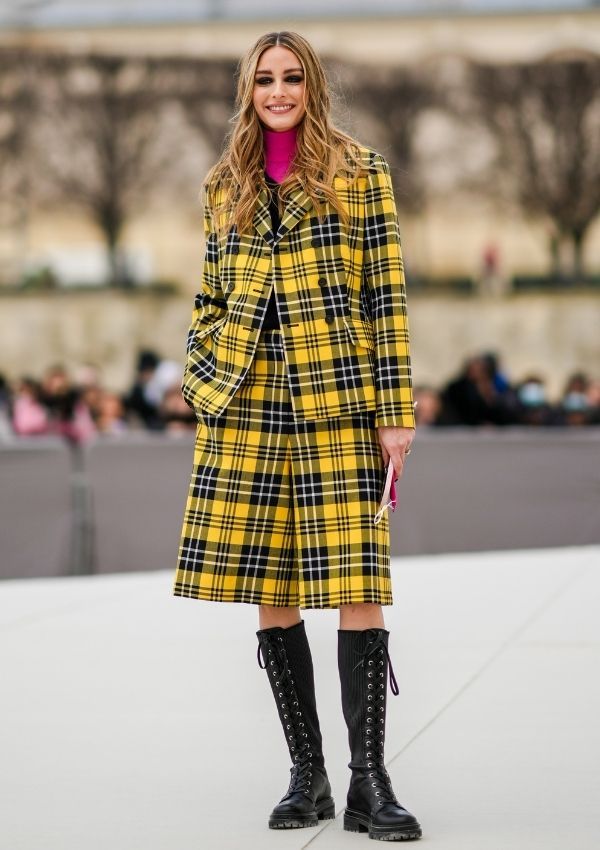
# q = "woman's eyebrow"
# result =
<box><xmin>255</xmin><ymin>67</ymin><xmax>304</xmax><ymax>75</ymax></box>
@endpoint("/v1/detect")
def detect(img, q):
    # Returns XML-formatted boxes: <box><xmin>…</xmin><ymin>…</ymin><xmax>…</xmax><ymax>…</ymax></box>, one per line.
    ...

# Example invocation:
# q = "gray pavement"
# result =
<box><xmin>1</xmin><ymin>544</ymin><xmax>599</xmax><ymax>849</ymax></box>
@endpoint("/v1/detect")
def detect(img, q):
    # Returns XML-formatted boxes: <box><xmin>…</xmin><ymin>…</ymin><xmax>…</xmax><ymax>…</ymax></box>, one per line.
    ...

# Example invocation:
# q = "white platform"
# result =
<box><xmin>2</xmin><ymin>545</ymin><xmax>599</xmax><ymax>849</ymax></box>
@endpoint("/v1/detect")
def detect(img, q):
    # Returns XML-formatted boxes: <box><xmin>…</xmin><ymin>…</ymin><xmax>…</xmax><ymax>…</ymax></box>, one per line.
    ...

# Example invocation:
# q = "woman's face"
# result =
<box><xmin>252</xmin><ymin>45</ymin><xmax>306</xmax><ymax>132</ymax></box>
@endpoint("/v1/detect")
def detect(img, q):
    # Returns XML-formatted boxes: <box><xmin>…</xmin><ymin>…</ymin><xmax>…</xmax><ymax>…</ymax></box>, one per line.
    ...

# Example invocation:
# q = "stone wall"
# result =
<box><xmin>1</xmin><ymin>291</ymin><xmax>598</xmax><ymax>398</ymax></box>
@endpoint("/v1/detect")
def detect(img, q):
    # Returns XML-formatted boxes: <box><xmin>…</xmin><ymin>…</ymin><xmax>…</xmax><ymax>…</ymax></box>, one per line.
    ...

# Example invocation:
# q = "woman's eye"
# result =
<box><xmin>255</xmin><ymin>76</ymin><xmax>304</xmax><ymax>86</ymax></box>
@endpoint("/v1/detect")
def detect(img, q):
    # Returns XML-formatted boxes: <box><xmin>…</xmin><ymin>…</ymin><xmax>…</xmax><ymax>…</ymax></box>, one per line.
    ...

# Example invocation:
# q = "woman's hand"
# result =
<box><xmin>376</xmin><ymin>426</ymin><xmax>415</xmax><ymax>480</ymax></box>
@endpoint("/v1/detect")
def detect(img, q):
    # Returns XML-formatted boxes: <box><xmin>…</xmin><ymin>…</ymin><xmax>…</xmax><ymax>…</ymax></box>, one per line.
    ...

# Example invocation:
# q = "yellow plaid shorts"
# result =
<box><xmin>172</xmin><ymin>328</ymin><xmax>392</xmax><ymax>609</ymax></box>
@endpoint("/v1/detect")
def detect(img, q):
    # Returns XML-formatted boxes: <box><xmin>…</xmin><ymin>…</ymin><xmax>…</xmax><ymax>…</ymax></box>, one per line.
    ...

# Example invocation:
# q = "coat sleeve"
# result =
<box><xmin>181</xmin><ymin>186</ymin><xmax>228</xmax><ymax>410</ymax></box>
<box><xmin>185</xmin><ymin>186</ymin><xmax>228</xmax><ymax>355</ymax></box>
<box><xmin>362</xmin><ymin>153</ymin><xmax>416</xmax><ymax>429</ymax></box>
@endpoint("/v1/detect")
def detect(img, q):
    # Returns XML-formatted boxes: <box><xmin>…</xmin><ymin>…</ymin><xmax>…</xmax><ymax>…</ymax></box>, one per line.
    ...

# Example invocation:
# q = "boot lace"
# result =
<box><xmin>257</xmin><ymin>632</ymin><xmax>314</xmax><ymax>796</ymax></box>
<box><xmin>352</xmin><ymin>630</ymin><xmax>399</xmax><ymax>806</ymax></box>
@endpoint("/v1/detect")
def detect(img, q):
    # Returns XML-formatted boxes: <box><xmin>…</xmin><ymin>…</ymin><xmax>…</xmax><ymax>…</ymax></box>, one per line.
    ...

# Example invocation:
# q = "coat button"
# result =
<box><xmin>318</xmin><ymin>278</ymin><xmax>327</xmax><ymax>288</ymax></box>
<box><xmin>324</xmin><ymin>312</ymin><xmax>335</xmax><ymax>324</ymax></box>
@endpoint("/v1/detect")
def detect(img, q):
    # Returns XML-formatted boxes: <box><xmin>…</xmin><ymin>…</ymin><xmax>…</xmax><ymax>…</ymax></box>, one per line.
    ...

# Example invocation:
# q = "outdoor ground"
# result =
<box><xmin>2</xmin><ymin>544</ymin><xmax>598</xmax><ymax>849</ymax></box>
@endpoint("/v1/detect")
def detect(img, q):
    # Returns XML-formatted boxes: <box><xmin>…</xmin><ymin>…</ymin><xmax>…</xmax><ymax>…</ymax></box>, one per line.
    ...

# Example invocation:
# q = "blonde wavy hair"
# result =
<box><xmin>204</xmin><ymin>30</ymin><xmax>368</xmax><ymax>239</ymax></box>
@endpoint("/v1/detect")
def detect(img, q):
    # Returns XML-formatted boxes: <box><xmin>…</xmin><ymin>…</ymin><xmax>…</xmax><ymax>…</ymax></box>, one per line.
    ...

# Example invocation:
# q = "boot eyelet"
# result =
<box><xmin>367</xmin><ymin>695</ymin><xmax>373</xmax><ymax>701</ymax></box>
<box><xmin>367</xmin><ymin>707</ymin><xmax>373</xmax><ymax>713</ymax></box>
<box><xmin>367</xmin><ymin>672</ymin><xmax>373</xmax><ymax>678</ymax></box>
<box><xmin>286</xmin><ymin>724</ymin><xmax>291</xmax><ymax>729</ymax></box>
<box><xmin>368</xmin><ymin>660</ymin><xmax>374</xmax><ymax>666</ymax></box>
<box><xmin>288</xmin><ymin>735</ymin><xmax>294</xmax><ymax>741</ymax></box>
<box><xmin>372</xmin><ymin>783</ymin><xmax>377</xmax><ymax>788</ymax></box>
<box><xmin>283</xmin><ymin>714</ymin><xmax>288</xmax><ymax>719</ymax></box>
<box><xmin>379</xmin><ymin>660</ymin><xmax>384</xmax><ymax>666</ymax></box>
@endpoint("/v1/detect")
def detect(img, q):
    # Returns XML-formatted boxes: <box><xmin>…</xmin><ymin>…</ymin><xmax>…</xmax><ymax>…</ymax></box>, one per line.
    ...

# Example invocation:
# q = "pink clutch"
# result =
<box><xmin>373</xmin><ymin>460</ymin><xmax>397</xmax><ymax>526</ymax></box>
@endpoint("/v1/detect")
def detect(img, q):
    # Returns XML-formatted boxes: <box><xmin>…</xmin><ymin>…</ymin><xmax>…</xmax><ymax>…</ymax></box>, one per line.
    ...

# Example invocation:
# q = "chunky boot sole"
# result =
<box><xmin>344</xmin><ymin>808</ymin><xmax>422</xmax><ymax>841</ymax></box>
<box><xmin>269</xmin><ymin>796</ymin><xmax>335</xmax><ymax>829</ymax></box>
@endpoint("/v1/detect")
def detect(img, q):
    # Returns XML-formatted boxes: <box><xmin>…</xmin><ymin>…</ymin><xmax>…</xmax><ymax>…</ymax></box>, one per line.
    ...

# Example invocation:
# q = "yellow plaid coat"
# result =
<box><xmin>181</xmin><ymin>146</ymin><xmax>416</xmax><ymax>429</ymax></box>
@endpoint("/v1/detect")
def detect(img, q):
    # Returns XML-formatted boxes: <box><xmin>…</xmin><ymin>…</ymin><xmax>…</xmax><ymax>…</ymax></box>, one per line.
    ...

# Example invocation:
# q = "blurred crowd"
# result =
<box><xmin>413</xmin><ymin>353</ymin><xmax>600</xmax><ymax>428</ymax></box>
<box><xmin>0</xmin><ymin>349</ymin><xmax>599</xmax><ymax>443</ymax></box>
<box><xmin>0</xmin><ymin>350</ymin><xmax>195</xmax><ymax>443</ymax></box>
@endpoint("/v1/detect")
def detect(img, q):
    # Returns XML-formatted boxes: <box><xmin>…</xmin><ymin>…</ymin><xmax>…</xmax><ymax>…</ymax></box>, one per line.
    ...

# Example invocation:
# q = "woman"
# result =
<box><xmin>173</xmin><ymin>31</ymin><xmax>421</xmax><ymax>842</ymax></box>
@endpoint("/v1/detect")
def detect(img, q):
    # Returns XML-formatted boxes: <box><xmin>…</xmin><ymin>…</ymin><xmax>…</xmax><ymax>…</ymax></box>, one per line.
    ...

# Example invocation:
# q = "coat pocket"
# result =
<box><xmin>343</xmin><ymin>316</ymin><xmax>375</xmax><ymax>351</ymax></box>
<box><xmin>190</xmin><ymin>312</ymin><xmax>228</xmax><ymax>346</ymax></box>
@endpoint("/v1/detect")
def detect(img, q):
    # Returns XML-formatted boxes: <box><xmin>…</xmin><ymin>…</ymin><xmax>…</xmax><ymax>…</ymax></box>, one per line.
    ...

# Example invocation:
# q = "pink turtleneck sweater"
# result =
<box><xmin>261</xmin><ymin>124</ymin><xmax>298</xmax><ymax>330</ymax></box>
<box><xmin>263</xmin><ymin>124</ymin><xmax>298</xmax><ymax>182</ymax></box>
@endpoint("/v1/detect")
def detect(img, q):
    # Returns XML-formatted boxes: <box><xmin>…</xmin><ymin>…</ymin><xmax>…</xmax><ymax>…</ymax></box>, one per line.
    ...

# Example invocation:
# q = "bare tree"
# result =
<box><xmin>0</xmin><ymin>47</ymin><xmax>39</xmax><ymax>283</ymax></box>
<box><xmin>335</xmin><ymin>61</ymin><xmax>438</xmax><ymax>216</ymax></box>
<box><xmin>466</xmin><ymin>56</ymin><xmax>600</xmax><ymax>280</ymax></box>
<box><xmin>164</xmin><ymin>56</ymin><xmax>237</xmax><ymax>159</ymax></box>
<box><xmin>38</xmin><ymin>51</ymin><xmax>179</xmax><ymax>287</ymax></box>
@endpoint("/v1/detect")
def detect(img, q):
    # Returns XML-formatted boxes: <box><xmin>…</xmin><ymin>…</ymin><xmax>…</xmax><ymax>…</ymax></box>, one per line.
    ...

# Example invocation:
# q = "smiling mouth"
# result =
<box><xmin>267</xmin><ymin>105</ymin><xmax>294</xmax><ymax>112</ymax></box>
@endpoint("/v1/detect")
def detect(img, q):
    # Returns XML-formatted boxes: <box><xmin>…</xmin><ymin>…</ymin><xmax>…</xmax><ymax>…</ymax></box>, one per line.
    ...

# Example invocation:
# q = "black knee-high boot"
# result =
<box><xmin>257</xmin><ymin>620</ymin><xmax>335</xmax><ymax>829</ymax></box>
<box><xmin>338</xmin><ymin>628</ymin><xmax>422</xmax><ymax>841</ymax></box>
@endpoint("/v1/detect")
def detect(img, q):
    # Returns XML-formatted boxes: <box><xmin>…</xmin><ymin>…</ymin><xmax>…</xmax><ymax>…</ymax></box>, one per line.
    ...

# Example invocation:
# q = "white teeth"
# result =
<box><xmin>268</xmin><ymin>105</ymin><xmax>293</xmax><ymax>112</ymax></box>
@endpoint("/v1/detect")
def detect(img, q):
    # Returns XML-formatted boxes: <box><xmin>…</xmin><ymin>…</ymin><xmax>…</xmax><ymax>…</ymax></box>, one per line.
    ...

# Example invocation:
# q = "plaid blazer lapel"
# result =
<box><xmin>252</xmin><ymin>184</ymin><xmax>272</xmax><ymax>244</ymax></box>
<box><xmin>252</xmin><ymin>182</ymin><xmax>314</xmax><ymax>245</ymax></box>
<box><xmin>277</xmin><ymin>184</ymin><xmax>313</xmax><ymax>241</ymax></box>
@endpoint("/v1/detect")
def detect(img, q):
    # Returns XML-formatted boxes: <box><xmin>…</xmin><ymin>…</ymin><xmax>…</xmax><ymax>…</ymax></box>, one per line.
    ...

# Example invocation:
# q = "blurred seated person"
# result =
<box><xmin>439</xmin><ymin>354</ymin><xmax>518</xmax><ymax>426</ymax></box>
<box><xmin>124</xmin><ymin>350</ymin><xmax>161</xmax><ymax>429</ymax></box>
<box><xmin>11</xmin><ymin>377</ymin><xmax>49</xmax><ymax>436</ymax></box>
<box><xmin>124</xmin><ymin>349</ymin><xmax>181</xmax><ymax>430</ymax></box>
<box><xmin>559</xmin><ymin>372</ymin><xmax>594</xmax><ymax>426</ymax></box>
<box><xmin>0</xmin><ymin>373</ymin><xmax>12</xmax><ymax>439</ymax></box>
<box><xmin>515</xmin><ymin>375</ymin><xmax>559</xmax><ymax>426</ymax></box>
<box><xmin>39</xmin><ymin>364</ymin><xmax>96</xmax><ymax>443</ymax></box>
<box><xmin>159</xmin><ymin>385</ymin><xmax>196</xmax><ymax>433</ymax></box>
<box><xmin>481</xmin><ymin>351</ymin><xmax>511</xmax><ymax>395</ymax></box>
<box><xmin>95</xmin><ymin>391</ymin><xmax>128</xmax><ymax>435</ymax></box>
<box><xmin>413</xmin><ymin>385</ymin><xmax>442</xmax><ymax>427</ymax></box>
<box><xmin>584</xmin><ymin>378</ymin><xmax>600</xmax><ymax>425</ymax></box>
